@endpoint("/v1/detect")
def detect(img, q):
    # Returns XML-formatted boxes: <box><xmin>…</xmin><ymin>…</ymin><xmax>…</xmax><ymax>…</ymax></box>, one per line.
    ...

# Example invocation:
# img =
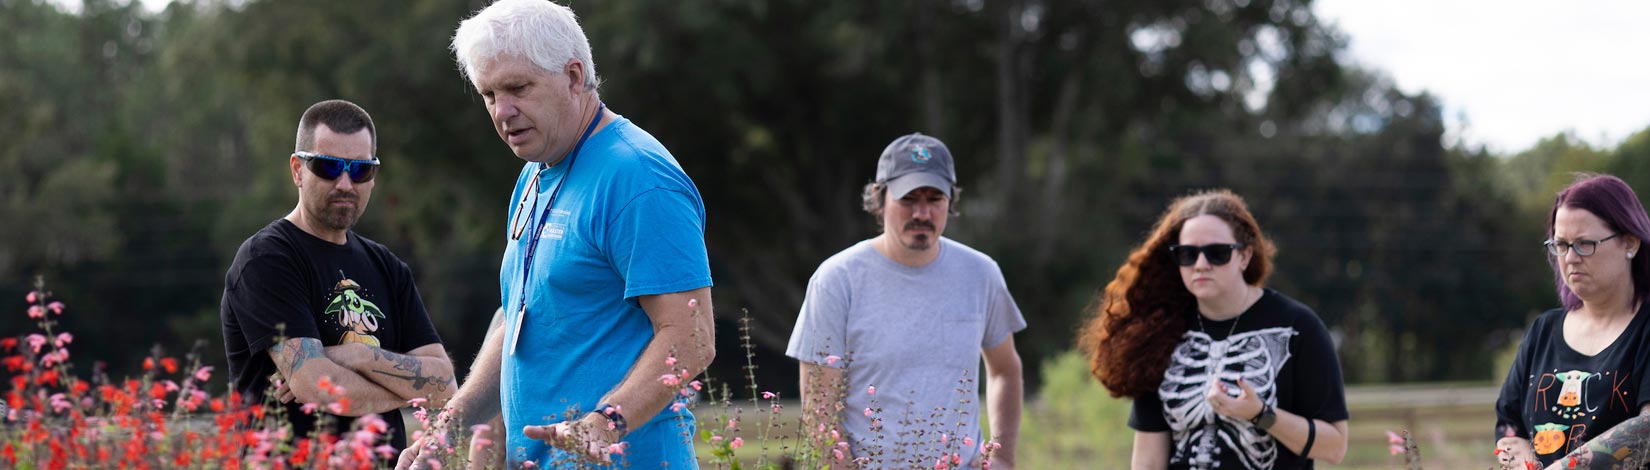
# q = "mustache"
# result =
<box><xmin>904</xmin><ymin>220</ymin><xmax>935</xmax><ymax>231</ymax></box>
<box><xmin>328</xmin><ymin>191</ymin><xmax>359</xmax><ymax>203</ymax></box>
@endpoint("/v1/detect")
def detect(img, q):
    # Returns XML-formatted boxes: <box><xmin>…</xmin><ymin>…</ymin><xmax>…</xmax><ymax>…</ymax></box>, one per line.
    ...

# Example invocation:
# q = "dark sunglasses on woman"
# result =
<box><xmin>1168</xmin><ymin>243</ymin><xmax>1246</xmax><ymax>267</ymax></box>
<box><xmin>295</xmin><ymin>151</ymin><xmax>380</xmax><ymax>183</ymax></box>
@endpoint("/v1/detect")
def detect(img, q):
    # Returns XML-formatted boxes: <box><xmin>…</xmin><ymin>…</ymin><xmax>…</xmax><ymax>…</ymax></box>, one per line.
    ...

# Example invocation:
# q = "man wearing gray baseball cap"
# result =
<box><xmin>787</xmin><ymin>132</ymin><xmax>1027</xmax><ymax>469</ymax></box>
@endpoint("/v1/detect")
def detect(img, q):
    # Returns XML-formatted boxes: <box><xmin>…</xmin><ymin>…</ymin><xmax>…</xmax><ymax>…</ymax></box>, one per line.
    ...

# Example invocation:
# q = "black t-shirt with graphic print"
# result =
<box><xmin>220</xmin><ymin>219</ymin><xmax>443</xmax><ymax>449</ymax></box>
<box><xmin>1495</xmin><ymin>306</ymin><xmax>1650</xmax><ymax>467</ymax></box>
<box><xmin>1129</xmin><ymin>289</ymin><xmax>1350</xmax><ymax>470</ymax></box>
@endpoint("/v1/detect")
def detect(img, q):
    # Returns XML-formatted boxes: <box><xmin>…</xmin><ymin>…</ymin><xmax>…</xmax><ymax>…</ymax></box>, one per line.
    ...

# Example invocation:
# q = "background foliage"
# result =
<box><xmin>4</xmin><ymin>0</ymin><xmax>1649</xmax><ymax>398</ymax></box>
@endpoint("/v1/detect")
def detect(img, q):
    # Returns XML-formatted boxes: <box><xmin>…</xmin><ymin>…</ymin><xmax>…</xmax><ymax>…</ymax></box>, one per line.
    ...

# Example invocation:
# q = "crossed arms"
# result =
<box><xmin>268</xmin><ymin>337</ymin><xmax>457</xmax><ymax>416</ymax></box>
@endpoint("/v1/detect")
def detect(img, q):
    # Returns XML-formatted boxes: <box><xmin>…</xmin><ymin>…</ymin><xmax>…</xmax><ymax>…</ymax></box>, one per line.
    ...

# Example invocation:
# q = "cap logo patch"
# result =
<box><xmin>909</xmin><ymin>145</ymin><xmax>932</xmax><ymax>163</ymax></box>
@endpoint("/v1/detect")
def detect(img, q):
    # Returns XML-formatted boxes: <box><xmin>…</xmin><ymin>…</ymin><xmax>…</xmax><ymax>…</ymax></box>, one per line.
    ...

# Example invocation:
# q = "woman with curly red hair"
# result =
<box><xmin>1079</xmin><ymin>189</ymin><xmax>1349</xmax><ymax>469</ymax></box>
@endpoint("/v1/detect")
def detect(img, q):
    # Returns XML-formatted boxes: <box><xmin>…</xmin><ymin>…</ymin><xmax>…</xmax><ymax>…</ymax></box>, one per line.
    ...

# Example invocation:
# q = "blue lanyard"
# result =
<box><xmin>516</xmin><ymin>102</ymin><xmax>605</xmax><ymax>318</ymax></box>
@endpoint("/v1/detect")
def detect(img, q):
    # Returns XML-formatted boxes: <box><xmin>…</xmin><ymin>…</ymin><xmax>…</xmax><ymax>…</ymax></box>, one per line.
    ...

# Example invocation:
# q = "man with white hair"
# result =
<box><xmin>398</xmin><ymin>1</ymin><xmax>714</xmax><ymax>468</ymax></box>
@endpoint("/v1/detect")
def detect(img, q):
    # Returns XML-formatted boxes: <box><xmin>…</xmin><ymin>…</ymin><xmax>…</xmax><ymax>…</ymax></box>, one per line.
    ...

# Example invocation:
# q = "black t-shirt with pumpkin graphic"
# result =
<box><xmin>220</xmin><ymin>219</ymin><xmax>443</xmax><ymax>449</ymax></box>
<box><xmin>1496</xmin><ymin>305</ymin><xmax>1650</xmax><ymax>466</ymax></box>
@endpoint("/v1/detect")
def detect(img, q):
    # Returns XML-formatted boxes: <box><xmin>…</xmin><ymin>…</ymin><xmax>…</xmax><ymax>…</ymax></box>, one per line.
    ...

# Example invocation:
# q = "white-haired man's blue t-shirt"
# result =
<box><xmin>498</xmin><ymin>116</ymin><xmax>712</xmax><ymax>468</ymax></box>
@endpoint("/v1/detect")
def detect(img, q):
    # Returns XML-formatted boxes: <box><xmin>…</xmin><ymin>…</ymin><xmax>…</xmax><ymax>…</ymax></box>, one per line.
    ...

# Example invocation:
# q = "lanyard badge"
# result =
<box><xmin>508</xmin><ymin>102</ymin><xmax>604</xmax><ymax>356</ymax></box>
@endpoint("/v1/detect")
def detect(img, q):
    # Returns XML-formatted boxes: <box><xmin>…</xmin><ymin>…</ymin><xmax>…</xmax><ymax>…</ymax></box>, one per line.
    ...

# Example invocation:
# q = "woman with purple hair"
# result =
<box><xmin>1495</xmin><ymin>174</ymin><xmax>1650</xmax><ymax>469</ymax></box>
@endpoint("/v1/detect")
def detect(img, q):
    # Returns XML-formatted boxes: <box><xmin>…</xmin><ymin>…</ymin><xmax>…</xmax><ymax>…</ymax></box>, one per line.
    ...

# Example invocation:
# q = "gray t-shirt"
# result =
<box><xmin>786</xmin><ymin>237</ymin><xmax>1027</xmax><ymax>468</ymax></box>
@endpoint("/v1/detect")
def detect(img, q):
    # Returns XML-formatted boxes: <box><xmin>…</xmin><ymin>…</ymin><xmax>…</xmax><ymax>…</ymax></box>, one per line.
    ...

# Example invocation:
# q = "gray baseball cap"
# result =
<box><xmin>875</xmin><ymin>133</ymin><xmax>956</xmax><ymax>198</ymax></box>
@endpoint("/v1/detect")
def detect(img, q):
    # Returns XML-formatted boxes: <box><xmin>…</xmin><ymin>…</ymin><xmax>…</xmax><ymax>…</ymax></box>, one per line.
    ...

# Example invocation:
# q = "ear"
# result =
<box><xmin>290</xmin><ymin>154</ymin><xmax>304</xmax><ymax>188</ymax></box>
<box><xmin>564</xmin><ymin>59</ymin><xmax>588</xmax><ymax>93</ymax></box>
<box><xmin>1624</xmin><ymin>234</ymin><xmax>1642</xmax><ymax>257</ymax></box>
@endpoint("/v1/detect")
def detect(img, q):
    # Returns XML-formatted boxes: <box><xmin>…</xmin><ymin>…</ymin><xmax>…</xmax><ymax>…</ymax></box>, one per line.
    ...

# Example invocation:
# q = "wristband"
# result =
<box><xmin>1302</xmin><ymin>418</ymin><xmax>1316</xmax><ymax>458</ymax></box>
<box><xmin>594</xmin><ymin>403</ymin><xmax>628</xmax><ymax>437</ymax></box>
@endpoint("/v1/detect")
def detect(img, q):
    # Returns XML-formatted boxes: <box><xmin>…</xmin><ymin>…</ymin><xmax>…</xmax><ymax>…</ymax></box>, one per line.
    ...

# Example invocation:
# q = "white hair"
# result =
<box><xmin>451</xmin><ymin>0</ymin><xmax>599</xmax><ymax>90</ymax></box>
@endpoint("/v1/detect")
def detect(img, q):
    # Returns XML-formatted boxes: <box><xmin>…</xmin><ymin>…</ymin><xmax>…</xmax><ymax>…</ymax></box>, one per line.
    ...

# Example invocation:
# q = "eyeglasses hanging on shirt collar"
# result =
<box><xmin>509</xmin><ymin>166</ymin><xmax>549</xmax><ymax>241</ymax></box>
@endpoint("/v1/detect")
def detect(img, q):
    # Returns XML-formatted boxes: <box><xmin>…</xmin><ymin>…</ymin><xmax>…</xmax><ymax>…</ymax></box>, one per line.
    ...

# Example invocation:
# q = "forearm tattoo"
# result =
<box><xmin>1554</xmin><ymin>411</ymin><xmax>1650</xmax><ymax>469</ymax></box>
<box><xmin>367</xmin><ymin>347</ymin><xmax>451</xmax><ymax>392</ymax></box>
<box><xmin>273</xmin><ymin>338</ymin><xmax>325</xmax><ymax>373</ymax></box>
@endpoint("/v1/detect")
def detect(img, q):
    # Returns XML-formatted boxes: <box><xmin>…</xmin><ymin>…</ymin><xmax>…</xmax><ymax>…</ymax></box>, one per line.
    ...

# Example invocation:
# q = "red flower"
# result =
<box><xmin>0</xmin><ymin>338</ymin><xmax>16</xmax><ymax>351</ymax></box>
<box><xmin>291</xmin><ymin>438</ymin><xmax>312</xmax><ymax>465</ymax></box>
<box><xmin>160</xmin><ymin>357</ymin><xmax>179</xmax><ymax>374</ymax></box>
<box><xmin>142</xmin><ymin>357</ymin><xmax>154</xmax><ymax>371</ymax></box>
<box><xmin>36</xmin><ymin>369</ymin><xmax>59</xmax><ymax>387</ymax></box>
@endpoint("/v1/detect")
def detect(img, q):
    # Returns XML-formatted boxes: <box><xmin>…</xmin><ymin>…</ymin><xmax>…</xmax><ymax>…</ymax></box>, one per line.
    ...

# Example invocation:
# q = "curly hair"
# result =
<box><xmin>1078</xmin><ymin>189</ymin><xmax>1277</xmax><ymax>398</ymax></box>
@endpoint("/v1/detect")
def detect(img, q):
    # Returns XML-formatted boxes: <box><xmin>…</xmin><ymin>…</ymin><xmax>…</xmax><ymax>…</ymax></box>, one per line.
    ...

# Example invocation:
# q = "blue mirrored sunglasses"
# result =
<box><xmin>295</xmin><ymin>151</ymin><xmax>380</xmax><ymax>183</ymax></box>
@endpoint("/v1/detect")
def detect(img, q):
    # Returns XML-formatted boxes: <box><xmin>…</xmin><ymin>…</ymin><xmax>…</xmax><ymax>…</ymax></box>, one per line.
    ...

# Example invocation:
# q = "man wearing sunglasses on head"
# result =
<box><xmin>786</xmin><ymin>133</ymin><xmax>1027</xmax><ymax>469</ymax></box>
<box><xmin>399</xmin><ymin>1</ymin><xmax>715</xmax><ymax>468</ymax></box>
<box><xmin>221</xmin><ymin>99</ymin><xmax>455</xmax><ymax>452</ymax></box>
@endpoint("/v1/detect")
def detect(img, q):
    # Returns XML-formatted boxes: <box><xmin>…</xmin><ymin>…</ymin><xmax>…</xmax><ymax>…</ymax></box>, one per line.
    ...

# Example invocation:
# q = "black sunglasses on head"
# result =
<box><xmin>1168</xmin><ymin>243</ymin><xmax>1246</xmax><ymax>267</ymax></box>
<box><xmin>295</xmin><ymin>151</ymin><xmax>380</xmax><ymax>183</ymax></box>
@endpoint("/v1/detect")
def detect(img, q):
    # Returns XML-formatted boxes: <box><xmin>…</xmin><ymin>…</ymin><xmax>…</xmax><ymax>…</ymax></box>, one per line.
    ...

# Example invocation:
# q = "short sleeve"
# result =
<box><xmin>1289</xmin><ymin>312</ymin><xmax>1350</xmax><ymax>422</ymax></box>
<box><xmin>392</xmin><ymin>259</ymin><xmax>443</xmax><ymax>350</ymax></box>
<box><xmin>981</xmin><ymin>263</ymin><xmax>1027</xmax><ymax>350</ymax></box>
<box><xmin>1494</xmin><ymin>321</ymin><xmax>1538</xmax><ymax>440</ymax></box>
<box><xmin>604</xmin><ymin>188</ymin><xmax>713</xmax><ymax>300</ymax></box>
<box><xmin>1129</xmin><ymin>392</ymin><xmax>1171</xmax><ymax>432</ymax></box>
<box><xmin>225</xmin><ymin>253</ymin><xmax>322</xmax><ymax>354</ymax></box>
<box><xmin>786</xmin><ymin>266</ymin><xmax>851</xmax><ymax>368</ymax></box>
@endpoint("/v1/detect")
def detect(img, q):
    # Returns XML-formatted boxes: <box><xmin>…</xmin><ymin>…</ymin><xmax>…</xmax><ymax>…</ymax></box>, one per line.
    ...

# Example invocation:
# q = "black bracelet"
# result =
<box><xmin>595</xmin><ymin>403</ymin><xmax>628</xmax><ymax>437</ymax></box>
<box><xmin>1302</xmin><ymin>418</ymin><xmax>1316</xmax><ymax>458</ymax></box>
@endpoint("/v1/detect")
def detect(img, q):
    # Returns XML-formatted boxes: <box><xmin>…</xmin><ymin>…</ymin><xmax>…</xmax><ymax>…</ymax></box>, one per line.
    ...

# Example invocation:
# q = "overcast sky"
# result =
<box><xmin>1313</xmin><ymin>0</ymin><xmax>1650</xmax><ymax>153</ymax></box>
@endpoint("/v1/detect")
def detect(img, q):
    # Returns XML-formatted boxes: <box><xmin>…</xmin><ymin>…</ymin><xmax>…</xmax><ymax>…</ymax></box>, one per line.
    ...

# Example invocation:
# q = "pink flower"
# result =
<box><xmin>730</xmin><ymin>437</ymin><xmax>744</xmax><ymax>449</ymax></box>
<box><xmin>1386</xmin><ymin>430</ymin><xmax>1404</xmax><ymax>445</ymax></box>
<box><xmin>941</xmin><ymin>433</ymin><xmax>948</xmax><ymax>444</ymax></box>
<box><xmin>375</xmin><ymin>445</ymin><xmax>398</xmax><ymax>459</ymax></box>
<box><xmin>54</xmin><ymin>332</ymin><xmax>72</xmax><ymax>348</ymax></box>
<box><xmin>25</xmin><ymin>291</ymin><xmax>38</xmax><ymax>303</ymax></box>
<box><xmin>836</xmin><ymin>441</ymin><xmax>849</xmax><ymax>451</ymax></box>
<box><xmin>162</xmin><ymin>380</ymin><xmax>179</xmax><ymax>392</ymax></box>
<box><xmin>301</xmin><ymin>402</ymin><xmax>320</xmax><ymax>415</ymax></box>
<box><xmin>964</xmin><ymin>437</ymin><xmax>974</xmax><ymax>448</ymax></box>
<box><xmin>50</xmin><ymin>393</ymin><xmax>71</xmax><ymax>414</ymax></box>
<box><xmin>711</xmin><ymin>435</ymin><xmax>724</xmax><ymax>444</ymax></box>
<box><xmin>833</xmin><ymin>449</ymin><xmax>844</xmax><ymax>460</ymax></box>
<box><xmin>689</xmin><ymin>380</ymin><xmax>702</xmax><ymax>391</ymax></box>
<box><xmin>607</xmin><ymin>442</ymin><xmax>627</xmax><ymax>455</ymax></box>
<box><xmin>665</xmin><ymin>355</ymin><xmax>677</xmax><ymax>366</ymax></box>
<box><xmin>935</xmin><ymin>457</ymin><xmax>949</xmax><ymax>469</ymax></box>
<box><xmin>671</xmin><ymin>402</ymin><xmax>686</xmax><ymax>412</ymax></box>
<box><xmin>762</xmin><ymin>391</ymin><xmax>777</xmax><ymax>400</ymax></box>
<box><xmin>826</xmin><ymin>355</ymin><xmax>841</xmax><ymax>365</ymax></box>
<box><xmin>27</xmin><ymin>305</ymin><xmax>44</xmax><ymax>319</ymax></box>
<box><xmin>863</xmin><ymin>408</ymin><xmax>872</xmax><ymax>417</ymax></box>
<box><xmin>872</xmin><ymin>419</ymin><xmax>880</xmax><ymax>427</ymax></box>
<box><xmin>408</xmin><ymin>397</ymin><xmax>428</xmax><ymax>407</ymax></box>
<box><xmin>1389</xmin><ymin>444</ymin><xmax>1405</xmax><ymax>456</ymax></box>
<box><xmin>521</xmin><ymin>462</ymin><xmax>537</xmax><ymax>468</ymax></box>
<box><xmin>26</xmin><ymin>334</ymin><xmax>46</xmax><ymax>353</ymax></box>
<box><xmin>328</xmin><ymin>402</ymin><xmax>345</xmax><ymax>414</ymax></box>
<box><xmin>727</xmin><ymin>418</ymin><xmax>738</xmax><ymax>430</ymax></box>
<box><xmin>47</xmin><ymin>301</ymin><xmax>63</xmax><ymax>314</ymax></box>
<box><xmin>687</xmin><ymin>298</ymin><xmax>699</xmax><ymax>308</ymax></box>
<box><xmin>659</xmin><ymin>374</ymin><xmax>681</xmax><ymax>386</ymax></box>
<box><xmin>867</xmin><ymin>385</ymin><xmax>876</xmax><ymax>395</ymax></box>
<box><xmin>414</xmin><ymin>408</ymin><xmax>428</xmax><ymax>422</ymax></box>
